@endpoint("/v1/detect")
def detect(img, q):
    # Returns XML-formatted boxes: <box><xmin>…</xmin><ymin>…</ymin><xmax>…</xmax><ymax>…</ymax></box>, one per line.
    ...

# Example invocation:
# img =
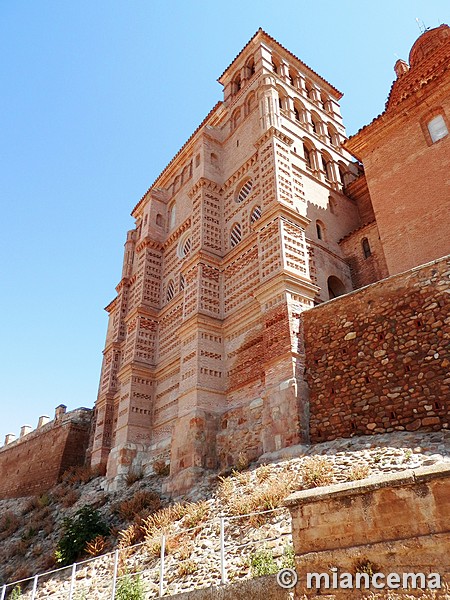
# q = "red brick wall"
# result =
<box><xmin>350</xmin><ymin>84</ymin><xmax>450</xmax><ymax>276</ymax></box>
<box><xmin>339</xmin><ymin>222</ymin><xmax>389</xmax><ymax>289</ymax></box>
<box><xmin>0</xmin><ymin>409</ymin><xmax>92</xmax><ymax>499</ymax></box>
<box><xmin>303</xmin><ymin>256</ymin><xmax>450</xmax><ymax>442</ymax></box>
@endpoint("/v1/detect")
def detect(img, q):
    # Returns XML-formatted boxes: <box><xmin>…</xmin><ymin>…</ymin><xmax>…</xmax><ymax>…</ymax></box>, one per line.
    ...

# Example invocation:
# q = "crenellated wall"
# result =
<box><xmin>0</xmin><ymin>406</ymin><xmax>93</xmax><ymax>499</ymax></box>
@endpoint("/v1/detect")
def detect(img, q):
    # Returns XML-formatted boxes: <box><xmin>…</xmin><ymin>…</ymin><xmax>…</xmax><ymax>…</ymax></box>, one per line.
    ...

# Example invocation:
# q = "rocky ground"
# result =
<box><xmin>0</xmin><ymin>429</ymin><xmax>449</xmax><ymax>598</ymax></box>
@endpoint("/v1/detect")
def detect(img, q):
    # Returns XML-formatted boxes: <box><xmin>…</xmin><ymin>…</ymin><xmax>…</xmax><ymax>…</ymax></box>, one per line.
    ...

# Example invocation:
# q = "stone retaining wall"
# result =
<box><xmin>285</xmin><ymin>463</ymin><xmax>450</xmax><ymax>598</ymax></box>
<box><xmin>302</xmin><ymin>255</ymin><xmax>450</xmax><ymax>442</ymax></box>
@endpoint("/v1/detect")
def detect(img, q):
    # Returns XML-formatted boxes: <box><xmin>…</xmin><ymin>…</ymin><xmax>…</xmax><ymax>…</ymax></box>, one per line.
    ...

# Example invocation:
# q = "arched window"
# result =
<box><xmin>311</xmin><ymin>113</ymin><xmax>322</xmax><ymax>136</ymax></box>
<box><xmin>180</xmin><ymin>274</ymin><xmax>185</xmax><ymax>291</ymax></box>
<box><xmin>211</xmin><ymin>152</ymin><xmax>218</xmax><ymax>165</ymax></box>
<box><xmin>231</xmin><ymin>107</ymin><xmax>241</xmax><ymax>131</ymax></box>
<box><xmin>272</xmin><ymin>57</ymin><xmax>280</xmax><ymax>74</ymax></box>
<box><xmin>246</xmin><ymin>56</ymin><xmax>255</xmax><ymax>78</ymax></box>
<box><xmin>303</xmin><ymin>143</ymin><xmax>313</xmax><ymax>169</ymax></box>
<box><xmin>245</xmin><ymin>91</ymin><xmax>257</xmax><ymax>116</ymax></box>
<box><xmin>316</xmin><ymin>221</ymin><xmax>325</xmax><ymax>240</ymax></box>
<box><xmin>168</xmin><ymin>203</ymin><xmax>176</xmax><ymax>230</ymax></box>
<box><xmin>427</xmin><ymin>115</ymin><xmax>448</xmax><ymax>143</ymax></box>
<box><xmin>362</xmin><ymin>237</ymin><xmax>372</xmax><ymax>259</ymax></box>
<box><xmin>232</xmin><ymin>73</ymin><xmax>242</xmax><ymax>94</ymax></box>
<box><xmin>156</xmin><ymin>213</ymin><xmax>163</xmax><ymax>227</ymax></box>
<box><xmin>305</xmin><ymin>80</ymin><xmax>315</xmax><ymax>101</ymax></box>
<box><xmin>236</xmin><ymin>179</ymin><xmax>253</xmax><ymax>203</ymax></box>
<box><xmin>277</xmin><ymin>86</ymin><xmax>288</xmax><ymax>112</ymax></box>
<box><xmin>178</xmin><ymin>233</ymin><xmax>191</xmax><ymax>258</ymax></box>
<box><xmin>327</xmin><ymin>124</ymin><xmax>338</xmax><ymax>147</ymax></box>
<box><xmin>321</xmin><ymin>153</ymin><xmax>332</xmax><ymax>181</ymax></box>
<box><xmin>230</xmin><ymin>223</ymin><xmax>242</xmax><ymax>248</ymax></box>
<box><xmin>327</xmin><ymin>276</ymin><xmax>346</xmax><ymax>299</ymax></box>
<box><xmin>338</xmin><ymin>163</ymin><xmax>347</xmax><ymax>186</ymax></box>
<box><xmin>166</xmin><ymin>280</ymin><xmax>175</xmax><ymax>302</ymax></box>
<box><xmin>250</xmin><ymin>205</ymin><xmax>262</xmax><ymax>224</ymax></box>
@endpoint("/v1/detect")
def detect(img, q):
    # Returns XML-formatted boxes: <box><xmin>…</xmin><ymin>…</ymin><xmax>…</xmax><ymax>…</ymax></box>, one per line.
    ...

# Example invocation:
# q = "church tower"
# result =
<box><xmin>90</xmin><ymin>29</ymin><xmax>362</xmax><ymax>492</ymax></box>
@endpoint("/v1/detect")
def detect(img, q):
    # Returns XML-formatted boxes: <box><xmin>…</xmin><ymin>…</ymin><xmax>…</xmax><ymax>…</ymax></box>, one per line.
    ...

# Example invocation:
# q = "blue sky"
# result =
<box><xmin>0</xmin><ymin>1</ymin><xmax>447</xmax><ymax>440</ymax></box>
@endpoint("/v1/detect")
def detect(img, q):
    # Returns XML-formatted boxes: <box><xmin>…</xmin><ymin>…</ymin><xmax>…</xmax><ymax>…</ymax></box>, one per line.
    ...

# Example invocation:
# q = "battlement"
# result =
<box><xmin>1</xmin><ymin>405</ymin><xmax>92</xmax><ymax>451</ymax></box>
<box><xmin>0</xmin><ymin>406</ymin><xmax>93</xmax><ymax>499</ymax></box>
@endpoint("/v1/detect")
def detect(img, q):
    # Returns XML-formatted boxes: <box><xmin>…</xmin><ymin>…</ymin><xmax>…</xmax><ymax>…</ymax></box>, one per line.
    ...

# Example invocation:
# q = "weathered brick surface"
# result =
<box><xmin>303</xmin><ymin>256</ymin><xmax>450</xmax><ymax>442</ymax></box>
<box><xmin>340</xmin><ymin>221</ymin><xmax>389</xmax><ymax>289</ymax></box>
<box><xmin>286</xmin><ymin>464</ymin><xmax>450</xmax><ymax>598</ymax></box>
<box><xmin>0</xmin><ymin>409</ymin><xmax>92</xmax><ymax>499</ymax></box>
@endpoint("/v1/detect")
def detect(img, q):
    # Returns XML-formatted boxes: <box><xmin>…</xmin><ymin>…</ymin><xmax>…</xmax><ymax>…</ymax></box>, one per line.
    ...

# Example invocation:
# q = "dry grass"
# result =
<box><xmin>0</xmin><ymin>511</ymin><xmax>20</xmax><ymax>539</ymax></box>
<box><xmin>118</xmin><ymin>523</ymin><xmax>144</xmax><ymax>549</ymax></box>
<box><xmin>153</xmin><ymin>460</ymin><xmax>170</xmax><ymax>476</ymax></box>
<box><xmin>60</xmin><ymin>464</ymin><xmax>102</xmax><ymax>485</ymax></box>
<box><xmin>348</xmin><ymin>464</ymin><xmax>371</xmax><ymax>481</ymax></box>
<box><xmin>219</xmin><ymin>468</ymin><xmax>296</xmax><ymax>516</ymax></box>
<box><xmin>85</xmin><ymin>535</ymin><xmax>109</xmax><ymax>557</ymax></box>
<box><xmin>300</xmin><ymin>456</ymin><xmax>335</xmax><ymax>488</ymax></box>
<box><xmin>181</xmin><ymin>501</ymin><xmax>210</xmax><ymax>529</ymax></box>
<box><xmin>61</xmin><ymin>488</ymin><xmax>80</xmax><ymax>508</ymax></box>
<box><xmin>115</xmin><ymin>490</ymin><xmax>162</xmax><ymax>522</ymax></box>
<box><xmin>125</xmin><ymin>467</ymin><xmax>145</xmax><ymax>486</ymax></box>
<box><xmin>177</xmin><ymin>559</ymin><xmax>197</xmax><ymax>576</ymax></box>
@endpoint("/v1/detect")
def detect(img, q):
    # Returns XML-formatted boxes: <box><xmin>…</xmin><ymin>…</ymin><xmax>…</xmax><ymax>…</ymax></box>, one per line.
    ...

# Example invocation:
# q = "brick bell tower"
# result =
<box><xmin>91</xmin><ymin>29</ymin><xmax>361</xmax><ymax>493</ymax></box>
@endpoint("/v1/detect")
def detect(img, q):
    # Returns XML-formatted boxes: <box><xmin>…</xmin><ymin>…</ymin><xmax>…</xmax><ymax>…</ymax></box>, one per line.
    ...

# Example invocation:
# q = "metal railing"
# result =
<box><xmin>0</xmin><ymin>507</ymin><xmax>292</xmax><ymax>599</ymax></box>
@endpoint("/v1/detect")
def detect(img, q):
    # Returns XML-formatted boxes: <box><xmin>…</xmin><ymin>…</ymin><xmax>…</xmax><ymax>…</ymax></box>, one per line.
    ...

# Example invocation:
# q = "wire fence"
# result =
<box><xmin>1</xmin><ymin>507</ymin><xmax>292</xmax><ymax>599</ymax></box>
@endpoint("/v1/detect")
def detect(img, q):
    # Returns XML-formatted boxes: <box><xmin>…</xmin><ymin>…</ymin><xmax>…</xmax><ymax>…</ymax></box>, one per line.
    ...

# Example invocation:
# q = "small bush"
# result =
<box><xmin>61</xmin><ymin>465</ymin><xmax>101</xmax><ymax>485</ymax></box>
<box><xmin>152</xmin><ymin>460</ymin><xmax>170</xmax><ymax>477</ymax></box>
<box><xmin>55</xmin><ymin>505</ymin><xmax>109</xmax><ymax>566</ymax></box>
<box><xmin>116</xmin><ymin>490</ymin><xmax>161</xmax><ymax>522</ymax></box>
<box><xmin>182</xmin><ymin>501</ymin><xmax>210</xmax><ymax>529</ymax></box>
<box><xmin>61</xmin><ymin>488</ymin><xmax>80</xmax><ymax>508</ymax></box>
<box><xmin>255</xmin><ymin>464</ymin><xmax>271</xmax><ymax>483</ymax></box>
<box><xmin>347</xmin><ymin>464</ymin><xmax>371</xmax><ymax>481</ymax></box>
<box><xmin>281</xmin><ymin>544</ymin><xmax>295</xmax><ymax>569</ymax></box>
<box><xmin>10</xmin><ymin>586</ymin><xmax>23</xmax><ymax>599</ymax></box>
<box><xmin>300</xmin><ymin>456</ymin><xmax>335</xmax><ymax>488</ymax></box>
<box><xmin>115</xmin><ymin>575</ymin><xmax>145</xmax><ymax>600</ymax></box>
<box><xmin>178</xmin><ymin>559</ymin><xmax>197</xmax><ymax>577</ymax></box>
<box><xmin>0</xmin><ymin>511</ymin><xmax>20</xmax><ymax>538</ymax></box>
<box><xmin>250</xmin><ymin>548</ymin><xmax>279</xmax><ymax>577</ymax></box>
<box><xmin>85</xmin><ymin>535</ymin><xmax>108</xmax><ymax>557</ymax></box>
<box><xmin>355</xmin><ymin>558</ymin><xmax>379</xmax><ymax>577</ymax></box>
<box><xmin>118</xmin><ymin>523</ymin><xmax>144</xmax><ymax>549</ymax></box>
<box><xmin>125</xmin><ymin>468</ymin><xmax>144</xmax><ymax>486</ymax></box>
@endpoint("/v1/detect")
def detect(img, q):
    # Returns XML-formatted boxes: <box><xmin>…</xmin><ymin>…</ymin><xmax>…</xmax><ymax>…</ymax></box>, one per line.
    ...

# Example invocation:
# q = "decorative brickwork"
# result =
<box><xmin>303</xmin><ymin>256</ymin><xmax>450</xmax><ymax>442</ymax></box>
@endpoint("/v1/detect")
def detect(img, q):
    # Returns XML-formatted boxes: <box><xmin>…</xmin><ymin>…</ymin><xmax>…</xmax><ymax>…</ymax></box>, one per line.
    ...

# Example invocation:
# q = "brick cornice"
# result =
<box><xmin>254</xmin><ymin>126</ymin><xmax>294</xmax><ymax>150</ymax></box>
<box><xmin>188</xmin><ymin>177</ymin><xmax>221</xmax><ymax>198</ymax></box>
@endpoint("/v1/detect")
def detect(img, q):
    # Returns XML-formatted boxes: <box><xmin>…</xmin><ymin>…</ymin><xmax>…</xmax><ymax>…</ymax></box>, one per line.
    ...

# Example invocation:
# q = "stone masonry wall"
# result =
<box><xmin>0</xmin><ymin>408</ymin><xmax>93</xmax><ymax>499</ymax></box>
<box><xmin>303</xmin><ymin>255</ymin><xmax>450</xmax><ymax>442</ymax></box>
<box><xmin>285</xmin><ymin>464</ymin><xmax>450</xmax><ymax>598</ymax></box>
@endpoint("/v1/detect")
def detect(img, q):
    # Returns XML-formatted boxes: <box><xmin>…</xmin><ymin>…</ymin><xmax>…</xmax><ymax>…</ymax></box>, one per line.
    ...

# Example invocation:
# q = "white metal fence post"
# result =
<box><xmin>0</xmin><ymin>584</ymin><xmax>6</xmax><ymax>600</ymax></box>
<box><xmin>68</xmin><ymin>562</ymin><xmax>77</xmax><ymax>600</ymax></box>
<box><xmin>220</xmin><ymin>517</ymin><xmax>227</xmax><ymax>584</ymax></box>
<box><xmin>31</xmin><ymin>574</ymin><xmax>39</xmax><ymax>600</ymax></box>
<box><xmin>111</xmin><ymin>549</ymin><xmax>119</xmax><ymax>600</ymax></box>
<box><xmin>159</xmin><ymin>534</ymin><xmax>166</xmax><ymax>597</ymax></box>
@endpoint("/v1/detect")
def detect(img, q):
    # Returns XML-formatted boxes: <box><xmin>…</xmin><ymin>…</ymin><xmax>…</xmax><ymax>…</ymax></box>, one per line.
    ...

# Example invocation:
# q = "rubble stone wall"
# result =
<box><xmin>303</xmin><ymin>255</ymin><xmax>450</xmax><ymax>442</ymax></box>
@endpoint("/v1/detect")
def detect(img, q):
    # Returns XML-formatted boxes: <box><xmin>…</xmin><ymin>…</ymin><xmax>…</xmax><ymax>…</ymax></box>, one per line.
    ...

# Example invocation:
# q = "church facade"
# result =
<box><xmin>89</xmin><ymin>26</ymin><xmax>450</xmax><ymax>492</ymax></box>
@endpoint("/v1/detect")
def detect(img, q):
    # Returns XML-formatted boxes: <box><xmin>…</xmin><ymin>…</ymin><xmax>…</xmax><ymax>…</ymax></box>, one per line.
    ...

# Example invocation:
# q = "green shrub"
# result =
<box><xmin>115</xmin><ymin>575</ymin><xmax>146</xmax><ymax>600</ymax></box>
<box><xmin>250</xmin><ymin>547</ymin><xmax>278</xmax><ymax>577</ymax></box>
<box><xmin>281</xmin><ymin>544</ymin><xmax>295</xmax><ymax>569</ymax></box>
<box><xmin>10</xmin><ymin>586</ymin><xmax>22</xmax><ymax>599</ymax></box>
<box><xmin>55</xmin><ymin>506</ymin><xmax>109</xmax><ymax>566</ymax></box>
